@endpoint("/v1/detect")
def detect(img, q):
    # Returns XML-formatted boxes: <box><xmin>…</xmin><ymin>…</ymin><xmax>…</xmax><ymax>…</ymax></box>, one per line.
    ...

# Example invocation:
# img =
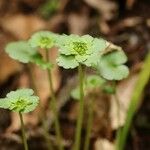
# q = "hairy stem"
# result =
<box><xmin>73</xmin><ymin>64</ymin><xmax>84</xmax><ymax>150</ymax></box>
<box><xmin>45</xmin><ymin>50</ymin><xmax>64</xmax><ymax>150</ymax></box>
<box><xmin>19</xmin><ymin>112</ymin><xmax>28</xmax><ymax>150</ymax></box>
<box><xmin>84</xmin><ymin>99</ymin><xmax>94</xmax><ymax>150</ymax></box>
<box><xmin>116</xmin><ymin>52</ymin><xmax>150</xmax><ymax>150</ymax></box>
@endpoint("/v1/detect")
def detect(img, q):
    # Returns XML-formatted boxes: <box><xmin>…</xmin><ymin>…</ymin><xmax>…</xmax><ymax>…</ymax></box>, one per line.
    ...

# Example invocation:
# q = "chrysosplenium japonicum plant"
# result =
<box><xmin>5</xmin><ymin>30</ymin><xmax>129</xmax><ymax>150</ymax></box>
<box><xmin>0</xmin><ymin>89</ymin><xmax>39</xmax><ymax>150</ymax></box>
<box><xmin>56</xmin><ymin>34</ymin><xmax>129</xmax><ymax>150</ymax></box>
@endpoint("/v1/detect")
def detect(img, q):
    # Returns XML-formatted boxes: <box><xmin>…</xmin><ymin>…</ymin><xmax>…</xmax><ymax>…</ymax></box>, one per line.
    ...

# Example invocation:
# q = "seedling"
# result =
<box><xmin>56</xmin><ymin>34</ymin><xmax>108</xmax><ymax>150</ymax></box>
<box><xmin>29</xmin><ymin>31</ymin><xmax>64</xmax><ymax>150</ymax></box>
<box><xmin>0</xmin><ymin>89</ymin><xmax>39</xmax><ymax>150</ymax></box>
<box><xmin>56</xmin><ymin>34</ymin><xmax>129</xmax><ymax>150</ymax></box>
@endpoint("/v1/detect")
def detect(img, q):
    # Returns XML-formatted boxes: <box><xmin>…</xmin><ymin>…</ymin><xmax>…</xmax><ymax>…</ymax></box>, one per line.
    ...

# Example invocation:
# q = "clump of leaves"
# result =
<box><xmin>71</xmin><ymin>75</ymin><xmax>116</xmax><ymax>100</ymax></box>
<box><xmin>29</xmin><ymin>31</ymin><xmax>64</xmax><ymax>150</ymax></box>
<box><xmin>29</xmin><ymin>31</ymin><xmax>57</xmax><ymax>49</ymax></box>
<box><xmin>97</xmin><ymin>50</ymin><xmax>129</xmax><ymax>80</ymax></box>
<box><xmin>5</xmin><ymin>41</ymin><xmax>52</xmax><ymax>69</ymax></box>
<box><xmin>0</xmin><ymin>89</ymin><xmax>39</xmax><ymax>113</ymax></box>
<box><xmin>56</xmin><ymin>34</ymin><xmax>107</xmax><ymax>69</ymax></box>
<box><xmin>71</xmin><ymin>75</ymin><xmax>105</xmax><ymax>100</ymax></box>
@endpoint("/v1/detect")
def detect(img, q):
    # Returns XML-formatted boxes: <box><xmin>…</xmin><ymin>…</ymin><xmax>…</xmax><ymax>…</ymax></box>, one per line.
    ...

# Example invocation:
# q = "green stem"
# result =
<box><xmin>27</xmin><ymin>64</ymin><xmax>53</xmax><ymax>150</ymax></box>
<box><xmin>73</xmin><ymin>64</ymin><xmax>84</xmax><ymax>150</ymax></box>
<box><xmin>84</xmin><ymin>100</ymin><xmax>94</xmax><ymax>150</ymax></box>
<box><xmin>19</xmin><ymin>112</ymin><xmax>28</xmax><ymax>150</ymax></box>
<box><xmin>116</xmin><ymin>52</ymin><xmax>150</xmax><ymax>150</ymax></box>
<box><xmin>45</xmin><ymin>50</ymin><xmax>64</xmax><ymax>150</ymax></box>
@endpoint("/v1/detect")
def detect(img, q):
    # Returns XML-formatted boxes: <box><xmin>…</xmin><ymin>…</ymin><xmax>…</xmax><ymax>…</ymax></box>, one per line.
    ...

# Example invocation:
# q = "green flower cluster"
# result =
<box><xmin>56</xmin><ymin>34</ymin><xmax>107</xmax><ymax>69</ymax></box>
<box><xmin>0</xmin><ymin>89</ymin><xmax>39</xmax><ymax>113</ymax></box>
<box><xmin>29</xmin><ymin>31</ymin><xmax>57</xmax><ymax>49</ymax></box>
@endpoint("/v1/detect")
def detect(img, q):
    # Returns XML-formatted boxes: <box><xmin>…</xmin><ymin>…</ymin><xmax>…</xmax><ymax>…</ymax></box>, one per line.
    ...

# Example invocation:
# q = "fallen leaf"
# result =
<box><xmin>84</xmin><ymin>0</ymin><xmax>117</xmax><ymax>21</ymax></box>
<box><xmin>0</xmin><ymin>29</ymin><xmax>22</xmax><ymax>85</ymax></box>
<box><xmin>110</xmin><ymin>73</ymin><xmax>139</xmax><ymax>129</ymax></box>
<box><xmin>95</xmin><ymin>138</ymin><xmax>115</xmax><ymax>150</ymax></box>
<box><xmin>1</xmin><ymin>14</ymin><xmax>46</xmax><ymax>39</ymax></box>
<box><xmin>68</xmin><ymin>10</ymin><xmax>90</xmax><ymax>35</ymax></box>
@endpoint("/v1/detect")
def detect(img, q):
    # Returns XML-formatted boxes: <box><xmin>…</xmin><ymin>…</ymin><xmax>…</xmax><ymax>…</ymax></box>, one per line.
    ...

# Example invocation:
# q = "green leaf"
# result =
<box><xmin>98</xmin><ymin>50</ymin><xmax>129</xmax><ymax>80</ymax></box>
<box><xmin>5</xmin><ymin>41</ymin><xmax>38</xmax><ymax>63</ymax></box>
<box><xmin>0</xmin><ymin>89</ymin><xmax>39</xmax><ymax>113</ymax></box>
<box><xmin>39</xmin><ymin>0</ymin><xmax>59</xmax><ymax>19</ymax></box>
<box><xmin>71</xmin><ymin>87</ymin><xmax>80</xmax><ymax>100</ymax></box>
<box><xmin>71</xmin><ymin>75</ymin><xmax>106</xmax><ymax>100</ymax></box>
<box><xmin>86</xmin><ymin>75</ymin><xmax>106</xmax><ymax>89</ymax></box>
<box><xmin>31</xmin><ymin>53</ymin><xmax>53</xmax><ymax>69</ymax></box>
<box><xmin>57</xmin><ymin>54</ymin><xmax>79</xmax><ymax>69</ymax></box>
<box><xmin>102</xmin><ymin>83</ymin><xmax>116</xmax><ymax>94</ymax></box>
<box><xmin>83</xmin><ymin>52</ymin><xmax>100</xmax><ymax>67</ymax></box>
<box><xmin>29</xmin><ymin>31</ymin><xmax>57</xmax><ymax>49</ymax></box>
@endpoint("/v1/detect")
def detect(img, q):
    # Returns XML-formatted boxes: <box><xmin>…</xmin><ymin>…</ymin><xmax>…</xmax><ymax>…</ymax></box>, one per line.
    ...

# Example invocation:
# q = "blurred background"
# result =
<box><xmin>0</xmin><ymin>0</ymin><xmax>150</xmax><ymax>149</ymax></box>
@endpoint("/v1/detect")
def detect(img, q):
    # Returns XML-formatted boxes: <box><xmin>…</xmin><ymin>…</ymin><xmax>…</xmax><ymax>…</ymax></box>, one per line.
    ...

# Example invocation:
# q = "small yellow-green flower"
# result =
<box><xmin>0</xmin><ymin>89</ymin><xmax>39</xmax><ymax>113</ymax></box>
<box><xmin>29</xmin><ymin>31</ymin><xmax>57</xmax><ymax>49</ymax></box>
<box><xmin>56</xmin><ymin>34</ymin><xmax>107</xmax><ymax>69</ymax></box>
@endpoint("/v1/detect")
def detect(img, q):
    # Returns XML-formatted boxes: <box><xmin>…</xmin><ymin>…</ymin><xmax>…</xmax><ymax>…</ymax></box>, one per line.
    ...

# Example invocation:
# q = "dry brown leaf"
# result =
<box><xmin>84</xmin><ymin>0</ymin><xmax>117</xmax><ymax>21</ymax></box>
<box><xmin>1</xmin><ymin>14</ymin><xmax>46</xmax><ymax>39</ymax></box>
<box><xmin>0</xmin><ymin>30</ymin><xmax>22</xmax><ymax>84</ymax></box>
<box><xmin>0</xmin><ymin>52</ymin><xmax>22</xmax><ymax>84</ymax></box>
<box><xmin>68</xmin><ymin>11</ymin><xmax>90</xmax><ymax>35</ymax></box>
<box><xmin>126</xmin><ymin>0</ymin><xmax>136</xmax><ymax>9</ymax></box>
<box><xmin>95</xmin><ymin>138</ymin><xmax>115</xmax><ymax>150</ymax></box>
<box><xmin>110</xmin><ymin>73</ymin><xmax>139</xmax><ymax>129</ymax></box>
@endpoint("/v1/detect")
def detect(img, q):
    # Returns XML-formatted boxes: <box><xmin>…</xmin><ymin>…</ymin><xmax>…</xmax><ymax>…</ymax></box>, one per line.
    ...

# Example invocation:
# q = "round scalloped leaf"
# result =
<box><xmin>83</xmin><ymin>52</ymin><xmax>101</xmax><ymax>67</ymax></box>
<box><xmin>57</xmin><ymin>54</ymin><xmax>79</xmax><ymax>69</ymax></box>
<box><xmin>0</xmin><ymin>89</ymin><xmax>39</xmax><ymax>113</ymax></box>
<box><xmin>29</xmin><ymin>31</ymin><xmax>57</xmax><ymax>49</ymax></box>
<box><xmin>98</xmin><ymin>50</ymin><xmax>129</xmax><ymax>80</ymax></box>
<box><xmin>5</xmin><ymin>41</ymin><xmax>38</xmax><ymax>63</ymax></box>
